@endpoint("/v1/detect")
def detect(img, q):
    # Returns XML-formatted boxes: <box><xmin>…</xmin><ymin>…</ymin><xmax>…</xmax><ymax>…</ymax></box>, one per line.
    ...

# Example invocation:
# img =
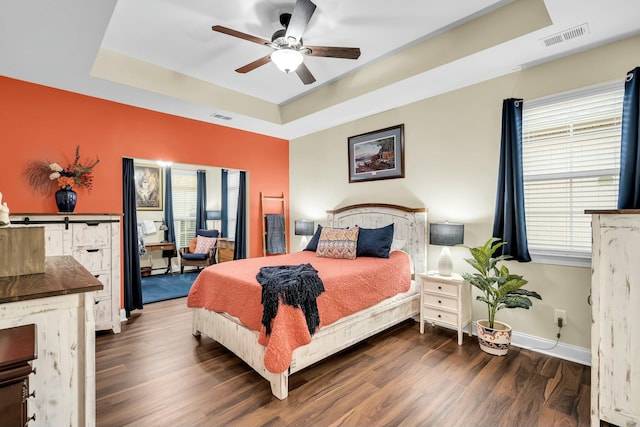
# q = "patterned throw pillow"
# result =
<box><xmin>194</xmin><ymin>236</ymin><xmax>217</xmax><ymax>254</ymax></box>
<box><xmin>316</xmin><ymin>226</ymin><xmax>359</xmax><ymax>260</ymax></box>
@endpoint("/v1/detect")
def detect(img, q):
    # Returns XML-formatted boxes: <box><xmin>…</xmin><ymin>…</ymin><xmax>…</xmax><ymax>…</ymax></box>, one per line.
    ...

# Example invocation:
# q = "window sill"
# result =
<box><xmin>529</xmin><ymin>250</ymin><xmax>591</xmax><ymax>268</ymax></box>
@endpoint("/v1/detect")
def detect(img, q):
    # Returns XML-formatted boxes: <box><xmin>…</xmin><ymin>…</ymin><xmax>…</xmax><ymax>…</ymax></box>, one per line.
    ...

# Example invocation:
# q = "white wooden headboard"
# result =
<box><xmin>326</xmin><ymin>203</ymin><xmax>428</xmax><ymax>276</ymax></box>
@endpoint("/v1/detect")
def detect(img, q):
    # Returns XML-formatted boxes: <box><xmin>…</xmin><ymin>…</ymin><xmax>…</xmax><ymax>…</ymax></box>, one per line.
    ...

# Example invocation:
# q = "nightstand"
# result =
<box><xmin>419</xmin><ymin>272</ymin><xmax>473</xmax><ymax>345</ymax></box>
<box><xmin>217</xmin><ymin>238</ymin><xmax>235</xmax><ymax>263</ymax></box>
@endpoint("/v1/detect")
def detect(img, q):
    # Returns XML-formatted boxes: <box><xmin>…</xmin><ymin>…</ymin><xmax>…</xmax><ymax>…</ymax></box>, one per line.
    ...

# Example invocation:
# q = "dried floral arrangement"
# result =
<box><xmin>26</xmin><ymin>145</ymin><xmax>99</xmax><ymax>194</ymax></box>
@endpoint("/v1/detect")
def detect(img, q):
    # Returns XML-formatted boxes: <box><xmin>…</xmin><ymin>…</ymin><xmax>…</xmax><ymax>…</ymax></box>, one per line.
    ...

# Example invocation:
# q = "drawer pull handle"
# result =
<box><xmin>28</xmin><ymin>389</ymin><xmax>36</xmax><ymax>398</ymax></box>
<box><xmin>31</xmin><ymin>367</ymin><xmax>36</xmax><ymax>375</ymax></box>
<box><xmin>87</xmin><ymin>249</ymin><xmax>99</xmax><ymax>253</ymax></box>
<box><xmin>438</xmin><ymin>286</ymin><xmax>442</xmax><ymax>290</ymax></box>
<box><xmin>437</xmin><ymin>314</ymin><xmax>442</xmax><ymax>318</ymax></box>
<box><xmin>86</xmin><ymin>221</ymin><xmax>100</xmax><ymax>227</ymax></box>
<box><xmin>438</xmin><ymin>300</ymin><xmax>442</xmax><ymax>304</ymax></box>
<box><xmin>26</xmin><ymin>413</ymin><xmax>36</xmax><ymax>425</ymax></box>
<box><xmin>94</xmin><ymin>274</ymin><xmax>100</xmax><ymax>278</ymax></box>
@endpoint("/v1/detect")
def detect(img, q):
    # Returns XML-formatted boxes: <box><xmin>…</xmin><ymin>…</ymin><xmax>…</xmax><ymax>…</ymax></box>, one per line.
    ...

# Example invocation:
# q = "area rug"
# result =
<box><xmin>142</xmin><ymin>271</ymin><xmax>200</xmax><ymax>304</ymax></box>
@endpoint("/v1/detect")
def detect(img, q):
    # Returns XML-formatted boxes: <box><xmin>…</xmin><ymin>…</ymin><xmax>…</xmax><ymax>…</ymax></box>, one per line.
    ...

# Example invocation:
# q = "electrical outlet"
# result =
<box><xmin>554</xmin><ymin>309</ymin><xmax>566</xmax><ymax>326</ymax></box>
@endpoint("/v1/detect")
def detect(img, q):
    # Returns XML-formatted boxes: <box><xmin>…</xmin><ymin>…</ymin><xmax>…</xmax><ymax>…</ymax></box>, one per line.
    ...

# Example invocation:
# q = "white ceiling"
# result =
<box><xmin>1</xmin><ymin>0</ymin><xmax>639</xmax><ymax>140</ymax></box>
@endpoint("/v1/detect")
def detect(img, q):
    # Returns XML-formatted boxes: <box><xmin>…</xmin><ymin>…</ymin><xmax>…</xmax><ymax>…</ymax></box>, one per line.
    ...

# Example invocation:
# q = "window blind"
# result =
<box><xmin>171</xmin><ymin>169</ymin><xmax>197</xmax><ymax>248</ymax></box>
<box><xmin>522</xmin><ymin>82</ymin><xmax>624</xmax><ymax>264</ymax></box>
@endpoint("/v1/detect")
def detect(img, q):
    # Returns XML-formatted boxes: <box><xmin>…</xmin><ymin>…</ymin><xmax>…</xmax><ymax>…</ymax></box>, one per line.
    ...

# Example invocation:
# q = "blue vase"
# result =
<box><xmin>55</xmin><ymin>186</ymin><xmax>77</xmax><ymax>213</ymax></box>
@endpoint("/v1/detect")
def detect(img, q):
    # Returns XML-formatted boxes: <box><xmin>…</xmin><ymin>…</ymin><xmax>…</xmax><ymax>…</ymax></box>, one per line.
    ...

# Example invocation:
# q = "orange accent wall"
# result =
<box><xmin>0</xmin><ymin>76</ymin><xmax>289</xmax><ymax>300</ymax></box>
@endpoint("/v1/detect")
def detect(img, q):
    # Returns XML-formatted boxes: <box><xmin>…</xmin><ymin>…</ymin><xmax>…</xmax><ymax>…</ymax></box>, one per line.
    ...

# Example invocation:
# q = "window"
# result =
<box><xmin>225</xmin><ymin>170</ymin><xmax>240</xmax><ymax>241</ymax></box>
<box><xmin>171</xmin><ymin>169</ymin><xmax>197</xmax><ymax>248</ymax></box>
<box><xmin>522</xmin><ymin>82</ymin><xmax>624</xmax><ymax>266</ymax></box>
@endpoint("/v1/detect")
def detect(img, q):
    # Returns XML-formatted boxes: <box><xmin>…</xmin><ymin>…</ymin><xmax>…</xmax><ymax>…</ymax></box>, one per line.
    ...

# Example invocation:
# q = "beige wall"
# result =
<box><xmin>289</xmin><ymin>34</ymin><xmax>640</xmax><ymax>350</ymax></box>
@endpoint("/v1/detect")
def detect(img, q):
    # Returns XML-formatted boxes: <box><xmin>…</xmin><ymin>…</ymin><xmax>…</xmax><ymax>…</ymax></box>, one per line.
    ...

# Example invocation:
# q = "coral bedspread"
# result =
<box><xmin>187</xmin><ymin>250</ymin><xmax>411</xmax><ymax>373</ymax></box>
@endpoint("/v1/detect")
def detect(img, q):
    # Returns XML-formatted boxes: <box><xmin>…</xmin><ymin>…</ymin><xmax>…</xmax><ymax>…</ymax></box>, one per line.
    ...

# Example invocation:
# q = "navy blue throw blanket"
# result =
<box><xmin>256</xmin><ymin>263</ymin><xmax>325</xmax><ymax>336</ymax></box>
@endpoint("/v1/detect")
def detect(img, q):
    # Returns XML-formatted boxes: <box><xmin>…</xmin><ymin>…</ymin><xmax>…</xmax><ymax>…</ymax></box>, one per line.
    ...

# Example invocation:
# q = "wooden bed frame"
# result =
<box><xmin>191</xmin><ymin>203</ymin><xmax>427</xmax><ymax>399</ymax></box>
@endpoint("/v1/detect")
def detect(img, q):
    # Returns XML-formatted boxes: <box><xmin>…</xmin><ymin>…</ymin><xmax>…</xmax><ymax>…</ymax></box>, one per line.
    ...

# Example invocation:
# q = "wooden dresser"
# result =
<box><xmin>587</xmin><ymin>210</ymin><xmax>640</xmax><ymax>427</ymax></box>
<box><xmin>10</xmin><ymin>214</ymin><xmax>122</xmax><ymax>333</ymax></box>
<box><xmin>0</xmin><ymin>256</ymin><xmax>102</xmax><ymax>427</ymax></box>
<box><xmin>217</xmin><ymin>238</ymin><xmax>235</xmax><ymax>263</ymax></box>
<box><xmin>0</xmin><ymin>324</ymin><xmax>37</xmax><ymax>427</ymax></box>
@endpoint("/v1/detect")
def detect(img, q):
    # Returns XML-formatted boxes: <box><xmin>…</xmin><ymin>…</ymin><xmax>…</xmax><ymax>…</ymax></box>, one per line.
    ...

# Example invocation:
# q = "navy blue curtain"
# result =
<box><xmin>492</xmin><ymin>98</ymin><xmax>531</xmax><ymax>262</ymax></box>
<box><xmin>234</xmin><ymin>171</ymin><xmax>247</xmax><ymax>260</ymax></box>
<box><xmin>617</xmin><ymin>66</ymin><xmax>640</xmax><ymax>209</ymax></box>
<box><xmin>196</xmin><ymin>170</ymin><xmax>207</xmax><ymax>230</ymax></box>
<box><xmin>221</xmin><ymin>169</ymin><xmax>228</xmax><ymax>238</ymax></box>
<box><xmin>163</xmin><ymin>167</ymin><xmax>176</xmax><ymax>247</ymax></box>
<box><xmin>122</xmin><ymin>158</ymin><xmax>143</xmax><ymax>315</ymax></box>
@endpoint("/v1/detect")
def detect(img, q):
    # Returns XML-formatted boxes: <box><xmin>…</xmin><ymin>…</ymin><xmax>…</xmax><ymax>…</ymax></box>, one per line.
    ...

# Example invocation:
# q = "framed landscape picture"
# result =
<box><xmin>134</xmin><ymin>163</ymin><xmax>163</xmax><ymax>210</ymax></box>
<box><xmin>348</xmin><ymin>124</ymin><xmax>405</xmax><ymax>183</ymax></box>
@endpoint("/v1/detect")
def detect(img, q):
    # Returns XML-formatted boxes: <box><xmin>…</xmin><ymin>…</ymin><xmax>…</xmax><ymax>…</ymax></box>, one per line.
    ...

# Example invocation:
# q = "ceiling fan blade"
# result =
<box><xmin>305</xmin><ymin>46</ymin><xmax>361</xmax><ymax>60</ymax></box>
<box><xmin>285</xmin><ymin>0</ymin><xmax>316</xmax><ymax>43</ymax></box>
<box><xmin>212</xmin><ymin>25</ymin><xmax>271</xmax><ymax>46</ymax></box>
<box><xmin>295</xmin><ymin>62</ymin><xmax>316</xmax><ymax>85</ymax></box>
<box><xmin>235</xmin><ymin>54</ymin><xmax>272</xmax><ymax>74</ymax></box>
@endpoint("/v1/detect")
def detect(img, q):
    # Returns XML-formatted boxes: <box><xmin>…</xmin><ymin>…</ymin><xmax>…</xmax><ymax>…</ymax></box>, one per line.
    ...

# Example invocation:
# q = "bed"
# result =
<box><xmin>187</xmin><ymin>203</ymin><xmax>427</xmax><ymax>399</ymax></box>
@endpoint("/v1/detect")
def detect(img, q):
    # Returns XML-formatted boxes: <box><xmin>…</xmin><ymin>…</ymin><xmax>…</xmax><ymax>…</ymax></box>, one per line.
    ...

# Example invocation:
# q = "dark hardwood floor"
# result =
<box><xmin>96</xmin><ymin>298</ymin><xmax>590</xmax><ymax>427</ymax></box>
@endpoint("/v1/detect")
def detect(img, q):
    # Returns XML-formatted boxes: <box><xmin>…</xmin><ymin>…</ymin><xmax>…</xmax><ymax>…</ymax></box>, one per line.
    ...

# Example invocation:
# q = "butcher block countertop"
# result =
<box><xmin>0</xmin><ymin>256</ymin><xmax>102</xmax><ymax>304</ymax></box>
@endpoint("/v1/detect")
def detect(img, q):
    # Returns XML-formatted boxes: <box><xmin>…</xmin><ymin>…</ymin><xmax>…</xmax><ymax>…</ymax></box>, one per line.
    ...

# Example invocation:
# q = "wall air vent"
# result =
<box><xmin>541</xmin><ymin>23</ymin><xmax>590</xmax><ymax>47</ymax></box>
<box><xmin>210</xmin><ymin>113</ymin><xmax>232</xmax><ymax>120</ymax></box>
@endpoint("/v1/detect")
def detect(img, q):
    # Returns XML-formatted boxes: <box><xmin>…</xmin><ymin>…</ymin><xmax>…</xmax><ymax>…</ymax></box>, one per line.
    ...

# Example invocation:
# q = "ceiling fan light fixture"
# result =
<box><xmin>271</xmin><ymin>49</ymin><xmax>304</xmax><ymax>73</ymax></box>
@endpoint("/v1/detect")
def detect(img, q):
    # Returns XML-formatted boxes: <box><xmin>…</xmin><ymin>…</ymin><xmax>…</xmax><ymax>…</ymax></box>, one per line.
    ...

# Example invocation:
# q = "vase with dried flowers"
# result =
<box><xmin>26</xmin><ymin>145</ymin><xmax>99</xmax><ymax>213</ymax></box>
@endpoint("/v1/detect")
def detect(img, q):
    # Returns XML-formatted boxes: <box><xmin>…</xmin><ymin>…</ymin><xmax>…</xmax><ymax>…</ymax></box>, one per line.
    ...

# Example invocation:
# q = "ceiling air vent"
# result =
<box><xmin>210</xmin><ymin>113</ymin><xmax>232</xmax><ymax>121</ymax></box>
<box><xmin>541</xmin><ymin>23</ymin><xmax>590</xmax><ymax>47</ymax></box>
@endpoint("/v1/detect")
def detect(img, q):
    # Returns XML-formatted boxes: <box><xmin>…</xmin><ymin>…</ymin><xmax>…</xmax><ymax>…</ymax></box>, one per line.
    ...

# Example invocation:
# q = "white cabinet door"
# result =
<box><xmin>591</xmin><ymin>213</ymin><xmax>640</xmax><ymax>427</ymax></box>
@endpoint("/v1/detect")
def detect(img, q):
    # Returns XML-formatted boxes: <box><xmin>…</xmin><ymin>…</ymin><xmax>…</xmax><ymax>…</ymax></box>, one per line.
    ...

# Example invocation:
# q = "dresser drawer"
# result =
<box><xmin>72</xmin><ymin>248</ymin><xmax>111</xmax><ymax>272</ymax></box>
<box><xmin>423</xmin><ymin>308</ymin><xmax>457</xmax><ymax>326</ymax></box>
<box><xmin>94</xmin><ymin>297</ymin><xmax>113</xmax><ymax>327</ymax></box>
<box><xmin>72</xmin><ymin>222</ymin><xmax>111</xmax><ymax>248</ymax></box>
<box><xmin>422</xmin><ymin>280</ymin><xmax>458</xmax><ymax>297</ymax></box>
<box><xmin>423</xmin><ymin>294</ymin><xmax>458</xmax><ymax>311</ymax></box>
<box><xmin>92</xmin><ymin>272</ymin><xmax>111</xmax><ymax>299</ymax></box>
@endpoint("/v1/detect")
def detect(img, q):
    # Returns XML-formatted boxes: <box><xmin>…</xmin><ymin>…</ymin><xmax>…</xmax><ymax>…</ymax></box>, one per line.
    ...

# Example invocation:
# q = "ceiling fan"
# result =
<box><xmin>212</xmin><ymin>0</ymin><xmax>361</xmax><ymax>85</ymax></box>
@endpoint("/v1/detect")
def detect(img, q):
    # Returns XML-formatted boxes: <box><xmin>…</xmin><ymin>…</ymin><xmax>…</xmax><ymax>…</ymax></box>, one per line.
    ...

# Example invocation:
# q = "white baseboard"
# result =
<box><xmin>468</xmin><ymin>321</ymin><xmax>591</xmax><ymax>366</ymax></box>
<box><xmin>509</xmin><ymin>329</ymin><xmax>591</xmax><ymax>366</ymax></box>
<box><xmin>120</xmin><ymin>309</ymin><xmax>128</xmax><ymax>323</ymax></box>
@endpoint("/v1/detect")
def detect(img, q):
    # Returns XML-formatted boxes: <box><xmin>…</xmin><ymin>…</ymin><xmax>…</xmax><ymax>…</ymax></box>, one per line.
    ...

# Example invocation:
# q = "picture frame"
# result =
<box><xmin>134</xmin><ymin>163</ymin><xmax>163</xmax><ymax>211</ymax></box>
<box><xmin>348</xmin><ymin>124</ymin><xmax>405</xmax><ymax>183</ymax></box>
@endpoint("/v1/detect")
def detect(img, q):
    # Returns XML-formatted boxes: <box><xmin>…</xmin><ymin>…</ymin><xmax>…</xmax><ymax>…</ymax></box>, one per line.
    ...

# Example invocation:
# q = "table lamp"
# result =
<box><xmin>294</xmin><ymin>220</ymin><xmax>314</xmax><ymax>236</ymax></box>
<box><xmin>206</xmin><ymin>210</ymin><xmax>222</xmax><ymax>231</ymax></box>
<box><xmin>429</xmin><ymin>222</ymin><xmax>464</xmax><ymax>276</ymax></box>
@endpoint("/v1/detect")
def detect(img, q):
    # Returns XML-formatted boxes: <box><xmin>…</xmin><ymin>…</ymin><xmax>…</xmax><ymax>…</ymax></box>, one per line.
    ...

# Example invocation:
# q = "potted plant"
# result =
<box><xmin>460</xmin><ymin>237</ymin><xmax>542</xmax><ymax>356</ymax></box>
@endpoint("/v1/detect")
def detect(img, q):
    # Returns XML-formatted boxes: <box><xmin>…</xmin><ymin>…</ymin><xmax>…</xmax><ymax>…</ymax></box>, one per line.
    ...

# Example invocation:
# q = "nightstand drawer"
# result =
<box><xmin>422</xmin><ymin>280</ymin><xmax>458</xmax><ymax>297</ymax></box>
<box><xmin>423</xmin><ymin>294</ymin><xmax>458</xmax><ymax>311</ymax></box>
<box><xmin>423</xmin><ymin>308</ymin><xmax>457</xmax><ymax>325</ymax></box>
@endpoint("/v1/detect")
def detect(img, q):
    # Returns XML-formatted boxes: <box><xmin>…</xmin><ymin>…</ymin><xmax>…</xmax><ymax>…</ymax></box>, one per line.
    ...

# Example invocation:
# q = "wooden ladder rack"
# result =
<box><xmin>260</xmin><ymin>192</ymin><xmax>287</xmax><ymax>256</ymax></box>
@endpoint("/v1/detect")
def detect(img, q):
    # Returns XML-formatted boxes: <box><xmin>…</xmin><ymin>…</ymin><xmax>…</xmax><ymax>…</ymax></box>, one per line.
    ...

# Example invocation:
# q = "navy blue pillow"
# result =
<box><xmin>356</xmin><ymin>223</ymin><xmax>394</xmax><ymax>258</ymax></box>
<box><xmin>197</xmin><ymin>229</ymin><xmax>219</xmax><ymax>238</ymax></box>
<box><xmin>303</xmin><ymin>225</ymin><xmax>323</xmax><ymax>251</ymax></box>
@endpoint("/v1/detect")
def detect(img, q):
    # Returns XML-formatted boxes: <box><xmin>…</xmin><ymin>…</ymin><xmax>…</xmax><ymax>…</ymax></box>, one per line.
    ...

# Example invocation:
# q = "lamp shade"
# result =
<box><xmin>206</xmin><ymin>210</ymin><xmax>222</xmax><ymax>221</ymax></box>
<box><xmin>294</xmin><ymin>220</ymin><xmax>315</xmax><ymax>236</ymax></box>
<box><xmin>429</xmin><ymin>223</ymin><xmax>464</xmax><ymax>246</ymax></box>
